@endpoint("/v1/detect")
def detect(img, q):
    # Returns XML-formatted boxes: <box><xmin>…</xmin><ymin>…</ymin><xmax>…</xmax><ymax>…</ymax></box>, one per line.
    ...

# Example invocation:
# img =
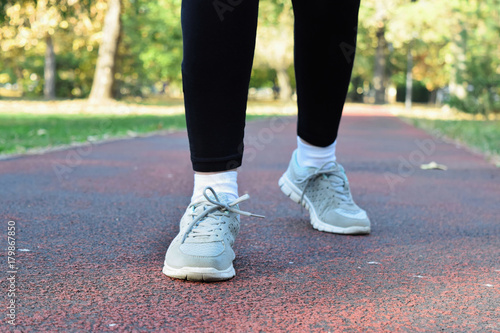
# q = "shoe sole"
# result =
<box><xmin>279</xmin><ymin>174</ymin><xmax>371</xmax><ymax>235</ymax></box>
<box><xmin>162</xmin><ymin>263</ymin><xmax>235</xmax><ymax>282</ymax></box>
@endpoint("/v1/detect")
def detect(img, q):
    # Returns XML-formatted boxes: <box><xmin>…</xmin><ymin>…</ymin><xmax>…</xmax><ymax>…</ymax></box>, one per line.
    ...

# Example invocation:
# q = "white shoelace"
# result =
<box><xmin>295</xmin><ymin>162</ymin><xmax>353</xmax><ymax>207</ymax></box>
<box><xmin>181</xmin><ymin>187</ymin><xmax>264</xmax><ymax>243</ymax></box>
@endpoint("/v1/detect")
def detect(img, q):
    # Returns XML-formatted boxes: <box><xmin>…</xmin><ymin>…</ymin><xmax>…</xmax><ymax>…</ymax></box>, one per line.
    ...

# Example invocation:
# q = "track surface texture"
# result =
<box><xmin>1</xmin><ymin>105</ymin><xmax>499</xmax><ymax>332</ymax></box>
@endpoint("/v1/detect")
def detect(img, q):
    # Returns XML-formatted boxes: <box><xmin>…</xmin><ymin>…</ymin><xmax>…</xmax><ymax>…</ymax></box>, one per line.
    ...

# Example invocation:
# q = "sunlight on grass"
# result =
<box><xmin>400</xmin><ymin>117</ymin><xmax>500</xmax><ymax>165</ymax></box>
<box><xmin>3</xmin><ymin>100</ymin><xmax>497</xmax><ymax>165</ymax></box>
<box><xmin>0</xmin><ymin>113</ymin><xmax>185</xmax><ymax>155</ymax></box>
<box><xmin>389</xmin><ymin>104</ymin><xmax>500</xmax><ymax>166</ymax></box>
<box><xmin>0</xmin><ymin>112</ymin><xmax>267</xmax><ymax>156</ymax></box>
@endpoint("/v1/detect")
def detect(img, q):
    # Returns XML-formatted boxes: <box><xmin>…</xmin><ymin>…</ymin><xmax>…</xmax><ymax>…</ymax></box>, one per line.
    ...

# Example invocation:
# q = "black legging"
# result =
<box><xmin>182</xmin><ymin>0</ymin><xmax>361</xmax><ymax>172</ymax></box>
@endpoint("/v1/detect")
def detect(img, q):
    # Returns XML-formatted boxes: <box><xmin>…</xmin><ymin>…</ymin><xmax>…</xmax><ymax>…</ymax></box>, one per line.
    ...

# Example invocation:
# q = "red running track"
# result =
<box><xmin>0</xmin><ymin>105</ymin><xmax>499</xmax><ymax>332</ymax></box>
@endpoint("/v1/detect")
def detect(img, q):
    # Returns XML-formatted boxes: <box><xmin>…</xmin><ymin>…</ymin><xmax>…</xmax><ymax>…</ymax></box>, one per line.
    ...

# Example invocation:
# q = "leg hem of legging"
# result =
<box><xmin>297</xmin><ymin>130</ymin><xmax>337</xmax><ymax>148</ymax></box>
<box><xmin>192</xmin><ymin>157</ymin><xmax>243</xmax><ymax>172</ymax></box>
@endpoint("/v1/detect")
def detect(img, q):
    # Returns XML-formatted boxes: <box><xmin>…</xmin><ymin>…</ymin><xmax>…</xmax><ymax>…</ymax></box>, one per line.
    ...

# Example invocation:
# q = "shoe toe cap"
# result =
<box><xmin>179</xmin><ymin>241</ymin><xmax>225</xmax><ymax>256</ymax></box>
<box><xmin>165</xmin><ymin>240</ymin><xmax>235</xmax><ymax>271</ymax></box>
<box><xmin>320</xmin><ymin>207</ymin><xmax>370</xmax><ymax>228</ymax></box>
<box><xmin>334</xmin><ymin>207</ymin><xmax>369</xmax><ymax>220</ymax></box>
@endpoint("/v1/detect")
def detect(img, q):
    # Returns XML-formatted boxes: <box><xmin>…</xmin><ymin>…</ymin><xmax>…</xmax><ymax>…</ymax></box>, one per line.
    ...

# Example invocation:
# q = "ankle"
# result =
<box><xmin>296</xmin><ymin>136</ymin><xmax>337</xmax><ymax>169</ymax></box>
<box><xmin>191</xmin><ymin>171</ymin><xmax>239</xmax><ymax>202</ymax></box>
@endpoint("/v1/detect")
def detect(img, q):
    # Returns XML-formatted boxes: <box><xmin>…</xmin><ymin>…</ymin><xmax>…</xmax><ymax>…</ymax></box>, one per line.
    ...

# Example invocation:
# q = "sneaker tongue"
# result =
<box><xmin>215</xmin><ymin>192</ymin><xmax>230</xmax><ymax>202</ymax></box>
<box><xmin>322</xmin><ymin>161</ymin><xmax>337</xmax><ymax>169</ymax></box>
<box><xmin>200</xmin><ymin>192</ymin><xmax>237</xmax><ymax>207</ymax></box>
<box><xmin>321</xmin><ymin>164</ymin><xmax>347</xmax><ymax>192</ymax></box>
<box><xmin>302</xmin><ymin>161</ymin><xmax>338</xmax><ymax>174</ymax></box>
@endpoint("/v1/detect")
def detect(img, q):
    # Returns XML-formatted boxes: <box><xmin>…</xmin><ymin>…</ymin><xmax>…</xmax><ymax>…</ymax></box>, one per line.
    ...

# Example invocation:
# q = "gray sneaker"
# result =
<box><xmin>163</xmin><ymin>187</ymin><xmax>263</xmax><ymax>282</ymax></box>
<box><xmin>279</xmin><ymin>150</ymin><xmax>370</xmax><ymax>234</ymax></box>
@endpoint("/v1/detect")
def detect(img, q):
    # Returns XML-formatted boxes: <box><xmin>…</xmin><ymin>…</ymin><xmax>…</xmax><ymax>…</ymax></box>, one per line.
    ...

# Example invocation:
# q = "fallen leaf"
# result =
<box><xmin>420</xmin><ymin>161</ymin><xmax>448</xmax><ymax>170</ymax></box>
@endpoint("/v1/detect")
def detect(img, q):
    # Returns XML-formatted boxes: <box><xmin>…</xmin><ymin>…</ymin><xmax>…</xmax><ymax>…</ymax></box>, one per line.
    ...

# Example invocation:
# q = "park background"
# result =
<box><xmin>0</xmin><ymin>2</ymin><xmax>499</xmax><ymax>330</ymax></box>
<box><xmin>0</xmin><ymin>0</ymin><xmax>499</xmax><ymax>163</ymax></box>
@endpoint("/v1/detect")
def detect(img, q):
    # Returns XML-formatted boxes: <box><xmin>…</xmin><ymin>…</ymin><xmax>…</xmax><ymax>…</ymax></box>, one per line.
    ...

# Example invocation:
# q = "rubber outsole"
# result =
<box><xmin>279</xmin><ymin>174</ymin><xmax>371</xmax><ymax>235</ymax></box>
<box><xmin>162</xmin><ymin>264</ymin><xmax>236</xmax><ymax>282</ymax></box>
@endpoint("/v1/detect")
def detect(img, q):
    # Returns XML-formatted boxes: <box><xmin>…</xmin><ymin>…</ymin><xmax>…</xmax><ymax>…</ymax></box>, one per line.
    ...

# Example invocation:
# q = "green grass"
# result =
<box><xmin>0</xmin><ymin>113</ymin><xmax>267</xmax><ymax>155</ymax></box>
<box><xmin>121</xmin><ymin>96</ymin><xmax>185</xmax><ymax>107</ymax></box>
<box><xmin>0</xmin><ymin>113</ymin><xmax>184</xmax><ymax>155</ymax></box>
<box><xmin>401</xmin><ymin>117</ymin><xmax>500</xmax><ymax>163</ymax></box>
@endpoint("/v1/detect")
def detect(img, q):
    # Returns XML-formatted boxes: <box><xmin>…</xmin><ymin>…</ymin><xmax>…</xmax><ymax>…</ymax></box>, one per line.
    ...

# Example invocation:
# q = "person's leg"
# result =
<box><xmin>182</xmin><ymin>0</ymin><xmax>259</xmax><ymax>173</ymax></box>
<box><xmin>279</xmin><ymin>0</ymin><xmax>370</xmax><ymax>235</ymax></box>
<box><xmin>292</xmin><ymin>0</ymin><xmax>360</xmax><ymax>149</ymax></box>
<box><xmin>164</xmin><ymin>0</ymin><xmax>261</xmax><ymax>282</ymax></box>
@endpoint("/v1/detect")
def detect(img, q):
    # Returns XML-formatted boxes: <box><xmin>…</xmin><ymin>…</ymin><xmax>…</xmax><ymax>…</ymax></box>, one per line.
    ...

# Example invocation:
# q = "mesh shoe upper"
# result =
<box><xmin>164</xmin><ymin>187</ymin><xmax>263</xmax><ymax>271</ymax></box>
<box><xmin>283</xmin><ymin>150</ymin><xmax>370</xmax><ymax>231</ymax></box>
<box><xmin>178</xmin><ymin>192</ymin><xmax>240</xmax><ymax>256</ymax></box>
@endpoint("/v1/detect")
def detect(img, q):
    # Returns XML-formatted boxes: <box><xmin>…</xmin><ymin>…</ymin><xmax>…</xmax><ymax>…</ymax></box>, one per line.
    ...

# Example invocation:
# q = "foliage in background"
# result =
<box><xmin>0</xmin><ymin>0</ymin><xmax>107</xmax><ymax>98</ymax></box>
<box><xmin>0</xmin><ymin>0</ymin><xmax>499</xmax><ymax>114</ymax></box>
<box><xmin>353</xmin><ymin>0</ymin><xmax>499</xmax><ymax>113</ymax></box>
<box><xmin>254</xmin><ymin>0</ymin><xmax>294</xmax><ymax>101</ymax></box>
<box><xmin>446</xmin><ymin>0</ymin><xmax>500</xmax><ymax>115</ymax></box>
<box><xmin>117</xmin><ymin>0</ymin><xmax>182</xmax><ymax>97</ymax></box>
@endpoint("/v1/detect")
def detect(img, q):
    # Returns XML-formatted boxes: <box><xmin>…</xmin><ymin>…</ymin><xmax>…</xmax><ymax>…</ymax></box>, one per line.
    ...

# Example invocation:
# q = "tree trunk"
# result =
<box><xmin>276</xmin><ymin>68</ymin><xmax>292</xmax><ymax>102</ymax></box>
<box><xmin>44</xmin><ymin>35</ymin><xmax>56</xmax><ymax>100</ymax></box>
<box><xmin>429</xmin><ymin>89</ymin><xmax>438</xmax><ymax>105</ymax></box>
<box><xmin>373</xmin><ymin>26</ymin><xmax>387</xmax><ymax>104</ymax></box>
<box><xmin>89</xmin><ymin>0</ymin><xmax>121</xmax><ymax>103</ymax></box>
<box><xmin>405</xmin><ymin>41</ymin><xmax>413</xmax><ymax>111</ymax></box>
<box><xmin>449</xmin><ymin>25</ymin><xmax>467</xmax><ymax>100</ymax></box>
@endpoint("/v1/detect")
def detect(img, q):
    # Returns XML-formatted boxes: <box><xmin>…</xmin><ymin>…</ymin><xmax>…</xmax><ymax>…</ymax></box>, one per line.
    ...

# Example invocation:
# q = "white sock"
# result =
<box><xmin>296</xmin><ymin>136</ymin><xmax>337</xmax><ymax>169</ymax></box>
<box><xmin>191</xmin><ymin>171</ymin><xmax>238</xmax><ymax>202</ymax></box>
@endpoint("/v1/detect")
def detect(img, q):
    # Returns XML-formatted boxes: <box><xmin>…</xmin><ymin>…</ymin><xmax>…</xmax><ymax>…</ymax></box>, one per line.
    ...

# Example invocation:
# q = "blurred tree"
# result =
<box><xmin>359</xmin><ymin>0</ymin><xmax>406</xmax><ymax>104</ymax></box>
<box><xmin>387</xmin><ymin>0</ymin><xmax>499</xmax><ymax>113</ymax></box>
<box><xmin>387</xmin><ymin>0</ymin><xmax>454</xmax><ymax>100</ymax></box>
<box><xmin>0</xmin><ymin>0</ymin><xmax>107</xmax><ymax>98</ymax></box>
<box><xmin>0</xmin><ymin>0</ymin><xmax>497</xmax><ymax>114</ymax></box>
<box><xmin>89</xmin><ymin>0</ymin><xmax>121</xmax><ymax>102</ymax></box>
<box><xmin>448</xmin><ymin>0</ymin><xmax>500</xmax><ymax>114</ymax></box>
<box><xmin>254</xmin><ymin>0</ymin><xmax>294</xmax><ymax>102</ymax></box>
<box><xmin>44</xmin><ymin>34</ymin><xmax>56</xmax><ymax>99</ymax></box>
<box><xmin>349</xmin><ymin>20</ymin><xmax>374</xmax><ymax>102</ymax></box>
<box><xmin>117</xmin><ymin>0</ymin><xmax>182</xmax><ymax>97</ymax></box>
<box><xmin>0</xmin><ymin>0</ymin><xmax>61</xmax><ymax>99</ymax></box>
